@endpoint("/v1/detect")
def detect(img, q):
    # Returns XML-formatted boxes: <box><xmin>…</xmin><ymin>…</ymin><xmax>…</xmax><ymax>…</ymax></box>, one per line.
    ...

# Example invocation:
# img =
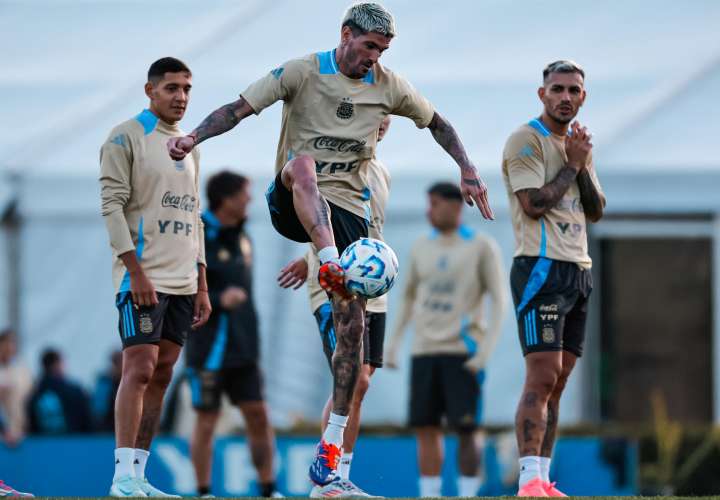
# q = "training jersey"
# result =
<box><xmin>186</xmin><ymin>212</ymin><xmax>259</xmax><ymax>369</ymax></box>
<box><xmin>306</xmin><ymin>158</ymin><xmax>391</xmax><ymax>314</ymax></box>
<box><xmin>100</xmin><ymin>109</ymin><xmax>205</xmax><ymax>295</ymax></box>
<box><xmin>394</xmin><ymin>226</ymin><xmax>506</xmax><ymax>360</ymax></box>
<box><xmin>502</xmin><ymin>118</ymin><xmax>603</xmax><ymax>269</ymax></box>
<box><xmin>240</xmin><ymin>49</ymin><xmax>433</xmax><ymax>220</ymax></box>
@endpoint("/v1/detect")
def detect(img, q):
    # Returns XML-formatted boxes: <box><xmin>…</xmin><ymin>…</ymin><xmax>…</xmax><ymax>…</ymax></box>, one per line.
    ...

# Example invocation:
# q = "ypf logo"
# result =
<box><xmin>336</xmin><ymin>98</ymin><xmax>354</xmax><ymax>120</ymax></box>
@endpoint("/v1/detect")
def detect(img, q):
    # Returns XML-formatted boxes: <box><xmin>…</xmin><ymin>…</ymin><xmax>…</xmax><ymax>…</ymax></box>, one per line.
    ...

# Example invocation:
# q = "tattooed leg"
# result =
<box><xmin>281</xmin><ymin>155</ymin><xmax>335</xmax><ymax>250</ymax></box>
<box><xmin>540</xmin><ymin>351</ymin><xmax>577</xmax><ymax>457</ymax></box>
<box><xmin>330</xmin><ymin>296</ymin><xmax>366</xmax><ymax>416</ymax></box>
<box><xmin>135</xmin><ymin>340</ymin><xmax>181</xmax><ymax>450</ymax></box>
<box><xmin>515</xmin><ymin>352</ymin><xmax>563</xmax><ymax>456</ymax></box>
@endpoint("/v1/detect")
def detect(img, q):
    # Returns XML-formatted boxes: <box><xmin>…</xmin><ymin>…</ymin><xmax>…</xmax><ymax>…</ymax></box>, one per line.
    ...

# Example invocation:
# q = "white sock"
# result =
<box><xmin>134</xmin><ymin>448</ymin><xmax>150</xmax><ymax>480</ymax></box>
<box><xmin>518</xmin><ymin>456</ymin><xmax>542</xmax><ymax>488</ymax></box>
<box><xmin>322</xmin><ymin>412</ymin><xmax>348</xmax><ymax>447</ymax></box>
<box><xmin>419</xmin><ymin>476</ymin><xmax>442</xmax><ymax>497</ymax></box>
<box><xmin>114</xmin><ymin>447</ymin><xmax>136</xmax><ymax>481</ymax></box>
<box><xmin>539</xmin><ymin>457</ymin><xmax>551</xmax><ymax>482</ymax></box>
<box><xmin>458</xmin><ymin>475</ymin><xmax>481</xmax><ymax>497</ymax></box>
<box><xmin>318</xmin><ymin>246</ymin><xmax>339</xmax><ymax>264</ymax></box>
<box><xmin>338</xmin><ymin>451</ymin><xmax>353</xmax><ymax>480</ymax></box>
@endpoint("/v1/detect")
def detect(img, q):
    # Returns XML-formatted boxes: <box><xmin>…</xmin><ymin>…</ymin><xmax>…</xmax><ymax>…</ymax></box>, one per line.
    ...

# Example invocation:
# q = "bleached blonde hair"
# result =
<box><xmin>342</xmin><ymin>2</ymin><xmax>396</xmax><ymax>37</ymax></box>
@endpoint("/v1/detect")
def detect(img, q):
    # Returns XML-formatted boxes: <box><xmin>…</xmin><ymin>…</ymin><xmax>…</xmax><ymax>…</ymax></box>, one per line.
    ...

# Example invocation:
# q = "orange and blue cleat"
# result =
<box><xmin>308</xmin><ymin>440</ymin><xmax>342</xmax><ymax>486</ymax></box>
<box><xmin>318</xmin><ymin>261</ymin><xmax>352</xmax><ymax>300</ymax></box>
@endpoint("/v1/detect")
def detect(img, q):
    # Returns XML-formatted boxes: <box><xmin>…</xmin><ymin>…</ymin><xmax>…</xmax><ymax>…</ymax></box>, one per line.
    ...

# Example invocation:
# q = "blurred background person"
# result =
<box><xmin>27</xmin><ymin>348</ymin><xmax>92</xmax><ymax>435</ymax></box>
<box><xmin>91</xmin><ymin>350</ymin><xmax>123</xmax><ymax>433</ymax></box>
<box><xmin>0</xmin><ymin>329</ymin><xmax>32</xmax><ymax>446</ymax></box>
<box><xmin>386</xmin><ymin>181</ymin><xmax>507</xmax><ymax>497</ymax></box>
<box><xmin>186</xmin><ymin>171</ymin><xmax>280</xmax><ymax>498</ymax></box>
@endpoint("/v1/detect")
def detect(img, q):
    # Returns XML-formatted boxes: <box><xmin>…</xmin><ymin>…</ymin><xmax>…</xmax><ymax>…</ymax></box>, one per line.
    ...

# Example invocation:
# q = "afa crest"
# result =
<box><xmin>336</xmin><ymin>98</ymin><xmax>354</xmax><ymax>120</ymax></box>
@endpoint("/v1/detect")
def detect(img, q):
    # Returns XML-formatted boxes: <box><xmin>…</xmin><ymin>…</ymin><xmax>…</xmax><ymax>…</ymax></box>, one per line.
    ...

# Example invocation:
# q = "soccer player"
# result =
<box><xmin>100</xmin><ymin>57</ymin><xmax>211</xmax><ymax>497</ymax></box>
<box><xmin>276</xmin><ymin>116</ymin><xmax>392</xmax><ymax>497</ymax></box>
<box><xmin>385</xmin><ymin>182</ymin><xmax>507</xmax><ymax>498</ymax></box>
<box><xmin>501</xmin><ymin>60</ymin><xmax>605</xmax><ymax>497</ymax></box>
<box><xmin>167</xmin><ymin>3</ymin><xmax>492</xmax><ymax>488</ymax></box>
<box><xmin>186</xmin><ymin>171</ymin><xmax>280</xmax><ymax>498</ymax></box>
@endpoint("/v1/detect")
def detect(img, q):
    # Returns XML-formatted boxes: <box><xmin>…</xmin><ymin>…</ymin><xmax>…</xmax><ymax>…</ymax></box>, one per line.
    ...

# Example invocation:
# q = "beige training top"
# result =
<box><xmin>502</xmin><ymin>119</ymin><xmax>603</xmax><ymax>269</ymax></box>
<box><xmin>99</xmin><ymin>109</ymin><xmax>205</xmax><ymax>295</ymax></box>
<box><xmin>241</xmin><ymin>49</ymin><xmax>433</xmax><ymax>220</ymax></box>
<box><xmin>390</xmin><ymin>227</ymin><xmax>507</xmax><ymax>362</ymax></box>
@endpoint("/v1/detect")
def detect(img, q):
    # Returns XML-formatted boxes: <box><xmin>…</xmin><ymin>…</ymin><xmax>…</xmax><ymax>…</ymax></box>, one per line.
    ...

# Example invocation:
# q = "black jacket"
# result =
<box><xmin>186</xmin><ymin>211</ymin><xmax>259</xmax><ymax>369</ymax></box>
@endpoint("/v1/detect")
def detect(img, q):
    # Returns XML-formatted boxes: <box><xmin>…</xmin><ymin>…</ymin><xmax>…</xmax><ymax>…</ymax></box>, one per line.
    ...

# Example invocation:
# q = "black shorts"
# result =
<box><xmin>115</xmin><ymin>292</ymin><xmax>193</xmax><ymax>348</ymax></box>
<box><xmin>313</xmin><ymin>302</ymin><xmax>385</xmax><ymax>369</ymax></box>
<box><xmin>186</xmin><ymin>364</ymin><xmax>264</xmax><ymax>411</ymax></box>
<box><xmin>265</xmin><ymin>170</ymin><xmax>368</xmax><ymax>253</ymax></box>
<box><xmin>510</xmin><ymin>256</ymin><xmax>593</xmax><ymax>357</ymax></box>
<box><xmin>409</xmin><ymin>355</ymin><xmax>485</xmax><ymax>431</ymax></box>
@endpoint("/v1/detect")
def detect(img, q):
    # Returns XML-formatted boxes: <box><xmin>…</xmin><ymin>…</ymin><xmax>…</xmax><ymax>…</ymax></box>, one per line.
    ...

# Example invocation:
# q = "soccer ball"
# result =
<box><xmin>340</xmin><ymin>238</ymin><xmax>399</xmax><ymax>298</ymax></box>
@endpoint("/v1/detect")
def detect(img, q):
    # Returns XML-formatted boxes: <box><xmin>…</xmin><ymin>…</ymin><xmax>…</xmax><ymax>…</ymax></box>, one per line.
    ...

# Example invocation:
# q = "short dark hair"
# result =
<box><xmin>428</xmin><ymin>182</ymin><xmax>463</xmax><ymax>202</ymax></box>
<box><xmin>148</xmin><ymin>57</ymin><xmax>191</xmax><ymax>84</ymax></box>
<box><xmin>543</xmin><ymin>60</ymin><xmax>585</xmax><ymax>82</ymax></box>
<box><xmin>41</xmin><ymin>348</ymin><xmax>61</xmax><ymax>372</ymax></box>
<box><xmin>206</xmin><ymin>170</ymin><xmax>249</xmax><ymax>212</ymax></box>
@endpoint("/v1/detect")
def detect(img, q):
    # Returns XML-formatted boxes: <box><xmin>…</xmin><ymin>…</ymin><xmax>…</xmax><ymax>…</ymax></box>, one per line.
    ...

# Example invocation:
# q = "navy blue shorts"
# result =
<box><xmin>265</xmin><ymin>170</ymin><xmax>368</xmax><ymax>253</ymax></box>
<box><xmin>510</xmin><ymin>256</ymin><xmax>593</xmax><ymax>357</ymax></box>
<box><xmin>115</xmin><ymin>292</ymin><xmax>193</xmax><ymax>348</ymax></box>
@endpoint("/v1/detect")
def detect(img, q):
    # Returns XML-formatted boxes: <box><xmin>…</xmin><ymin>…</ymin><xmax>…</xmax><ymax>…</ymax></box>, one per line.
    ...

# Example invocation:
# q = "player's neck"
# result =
<box><xmin>335</xmin><ymin>46</ymin><xmax>359</xmax><ymax>79</ymax></box>
<box><xmin>436</xmin><ymin>224</ymin><xmax>460</xmax><ymax>236</ymax></box>
<box><xmin>539</xmin><ymin>113</ymin><xmax>569</xmax><ymax>137</ymax></box>
<box><xmin>148</xmin><ymin>105</ymin><xmax>179</xmax><ymax>127</ymax></box>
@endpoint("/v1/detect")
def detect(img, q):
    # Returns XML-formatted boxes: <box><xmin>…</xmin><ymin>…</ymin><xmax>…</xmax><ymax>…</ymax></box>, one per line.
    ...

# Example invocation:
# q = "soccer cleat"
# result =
<box><xmin>543</xmin><ymin>482</ymin><xmax>567</xmax><ymax>497</ymax></box>
<box><xmin>517</xmin><ymin>478</ymin><xmax>549</xmax><ymax>497</ymax></box>
<box><xmin>309</xmin><ymin>476</ymin><xmax>374</xmax><ymax>498</ymax></box>
<box><xmin>0</xmin><ymin>481</ymin><xmax>34</xmax><ymax>498</ymax></box>
<box><xmin>109</xmin><ymin>475</ymin><xmax>146</xmax><ymax>497</ymax></box>
<box><xmin>309</xmin><ymin>440</ymin><xmax>342</xmax><ymax>486</ymax></box>
<box><xmin>318</xmin><ymin>261</ymin><xmax>353</xmax><ymax>299</ymax></box>
<box><xmin>136</xmin><ymin>478</ymin><xmax>180</xmax><ymax>497</ymax></box>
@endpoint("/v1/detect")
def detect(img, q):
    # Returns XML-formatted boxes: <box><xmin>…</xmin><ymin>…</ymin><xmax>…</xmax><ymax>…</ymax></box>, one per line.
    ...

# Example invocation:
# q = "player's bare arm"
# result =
<box><xmin>516</xmin><ymin>121</ymin><xmax>593</xmax><ymax>219</ymax></box>
<box><xmin>119</xmin><ymin>250</ymin><xmax>158</xmax><ymax>306</ymax></box>
<box><xmin>427</xmin><ymin>112</ymin><xmax>494</xmax><ymax>220</ymax></box>
<box><xmin>576</xmin><ymin>169</ymin><xmax>605</xmax><ymax>223</ymax></box>
<box><xmin>167</xmin><ymin>97</ymin><xmax>255</xmax><ymax>160</ymax></box>
<box><xmin>193</xmin><ymin>264</ymin><xmax>212</xmax><ymax>329</ymax></box>
<box><xmin>277</xmin><ymin>257</ymin><xmax>308</xmax><ymax>290</ymax></box>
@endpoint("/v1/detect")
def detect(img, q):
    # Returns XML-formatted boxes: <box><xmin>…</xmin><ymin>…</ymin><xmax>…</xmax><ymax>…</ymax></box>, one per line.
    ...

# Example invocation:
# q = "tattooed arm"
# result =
<box><xmin>576</xmin><ymin>169</ymin><xmax>605</xmax><ymax>223</ymax></box>
<box><xmin>427</xmin><ymin>111</ymin><xmax>494</xmax><ymax>219</ymax></box>
<box><xmin>168</xmin><ymin>97</ymin><xmax>255</xmax><ymax>160</ymax></box>
<box><xmin>515</xmin><ymin>165</ymin><xmax>579</xmax><ymax>220</ymax></box>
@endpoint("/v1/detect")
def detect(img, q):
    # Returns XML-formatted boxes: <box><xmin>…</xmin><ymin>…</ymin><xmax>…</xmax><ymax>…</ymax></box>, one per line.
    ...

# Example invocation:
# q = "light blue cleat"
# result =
<box><xmin>109</xmin><ymin>475</ymin><xmax>146</xmax><ymax>497</ymax></box>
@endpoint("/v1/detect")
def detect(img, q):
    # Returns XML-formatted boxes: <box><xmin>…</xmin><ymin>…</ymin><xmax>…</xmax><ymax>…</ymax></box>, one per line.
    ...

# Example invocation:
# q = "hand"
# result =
<box><xmin>167</xmin><ymin>135</ymin><xmax>196</xmax><ymax>161</ymax></box>
<box><xmin>566</xmin><ymin>122</ymin><xmax>593</xmax><ymax>171</ymax></box>
<box><xmin>220</xmin><ymin>286</ymin><xmax>247</xmax><ymax>309</ymax></box>
<box><xmin>460</xmin><ymin>167</ymin><xmax>494</xmax><ymax>220</ymax></box>
<box><xmin>130</xmin><ymin>269</ymin><xmax>159</xmax><ymax>306</ymax></box>
<box><xmin>192</xmin><ymin>290</ymin><xmax>212</xmax><ymax>329</ymax></box>
<box><xmin>463</xmin><ymin>355</ymin><xmax>486</xmax><ymax>375</ymax></box>
<box><xmin>277</xmin><ymin>258</ymin><xmax>309</xmax><ymax>289</ymax></box>
<box><xmin>2</xmin><ymin>429</ymin><xmax>24</xmax><ymax>447</ymax></box>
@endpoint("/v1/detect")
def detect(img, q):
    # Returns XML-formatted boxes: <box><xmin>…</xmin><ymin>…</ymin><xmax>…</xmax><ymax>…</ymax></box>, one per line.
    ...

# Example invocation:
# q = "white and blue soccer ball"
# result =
<box><xmin>340</xmin><ymin>238</ymin><xmax>399</xmax><ymax>298</ymax></box>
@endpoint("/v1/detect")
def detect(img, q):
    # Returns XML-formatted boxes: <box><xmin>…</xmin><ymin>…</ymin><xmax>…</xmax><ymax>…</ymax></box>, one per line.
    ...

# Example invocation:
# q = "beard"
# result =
<box><xmin>547</xmin><ymin>108</ymin><xmax>576</xmax><ymax>125</ymax></box>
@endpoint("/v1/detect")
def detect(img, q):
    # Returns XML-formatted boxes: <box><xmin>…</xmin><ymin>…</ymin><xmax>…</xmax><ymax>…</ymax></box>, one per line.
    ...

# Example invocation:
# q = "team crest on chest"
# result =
<box><xmin>336</xmin><ymin>98</ymin><xmax>354</xmax><ymax>120</ymax></box>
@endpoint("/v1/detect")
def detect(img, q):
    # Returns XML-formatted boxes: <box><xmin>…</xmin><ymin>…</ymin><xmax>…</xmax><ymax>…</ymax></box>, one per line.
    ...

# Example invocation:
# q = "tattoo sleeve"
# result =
<box><xmin>576</xmin><ymin>169</ymin><xmax>605</xmax><ymax>222</ymax></box>
<box><xmin>427</xmin><ymin>112</ymin><xmax>474</xmax><ymax>175</ymax></box>
<box><xmin>517</xmin><ymin>166</ymin><xmax>578</xmax><ymax>219</ymax></box>
<box><xmin>192</xmin><ymin>97</ymin><xmax>254</xmax><ymax>144</ymax></box>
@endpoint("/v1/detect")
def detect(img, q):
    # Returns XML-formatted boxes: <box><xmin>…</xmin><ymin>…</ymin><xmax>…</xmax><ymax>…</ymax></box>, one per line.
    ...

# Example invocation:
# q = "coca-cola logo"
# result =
<box><xmin>313</xmin><ymin>136</ymin><xmax>366</xmax><ymax>153</ymax></box>
<box><xmin>162</xmin><ymin>191</ymin><xmax>196</xmax><ymax>212</ymax></box>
